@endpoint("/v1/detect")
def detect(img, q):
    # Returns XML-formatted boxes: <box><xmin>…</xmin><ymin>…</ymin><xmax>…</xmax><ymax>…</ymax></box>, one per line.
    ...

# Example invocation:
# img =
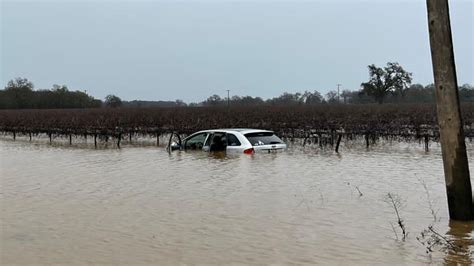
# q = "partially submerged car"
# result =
<box><xmin>170</xmin><ymin>128</ymin><xmax>287</xmax><ymax>154</ymax></box>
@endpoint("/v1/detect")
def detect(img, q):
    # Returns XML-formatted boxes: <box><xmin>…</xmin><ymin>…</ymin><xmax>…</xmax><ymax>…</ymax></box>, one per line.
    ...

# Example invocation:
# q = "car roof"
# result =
<box><xmin>195</xmin><ymin>128</ymin><xmax>273</xmax><ymax>135</ymax></box>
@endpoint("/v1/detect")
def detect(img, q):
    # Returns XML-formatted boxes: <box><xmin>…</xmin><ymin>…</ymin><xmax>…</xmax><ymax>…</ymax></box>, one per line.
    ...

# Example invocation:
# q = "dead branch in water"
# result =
<box><xmin>389</xmin><ymin>222</ymin><xmax>399</xmax><ymax>241</ymax></box>
<box><xmin>386</xmin><ymin>193</ymin><xmax>407</xmax><ymax>241</ymax></box>
<box><xmin>417</xmin><ymin>225</ymin><xmax>466</xmax><ymax>254</ymax></box>
<box><xmin>418</xmin><ymin>176</ymin><xmax>439</xmax><ymax>222</ymax></box>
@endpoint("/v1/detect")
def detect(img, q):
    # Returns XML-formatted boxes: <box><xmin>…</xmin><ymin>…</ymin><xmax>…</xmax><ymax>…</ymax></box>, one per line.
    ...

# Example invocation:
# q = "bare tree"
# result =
<box><xmin>361</xmin><ymin>62</ymin><xmax>412</xmax><ymax>104</ymax></box>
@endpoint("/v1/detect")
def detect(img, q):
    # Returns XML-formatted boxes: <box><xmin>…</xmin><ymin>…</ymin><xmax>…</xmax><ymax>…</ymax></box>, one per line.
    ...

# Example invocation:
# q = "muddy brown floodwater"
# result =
<box><xmin>1</xmin><ymin>139</ymin><xmax>473</xmax><ymax>265</ymax></box>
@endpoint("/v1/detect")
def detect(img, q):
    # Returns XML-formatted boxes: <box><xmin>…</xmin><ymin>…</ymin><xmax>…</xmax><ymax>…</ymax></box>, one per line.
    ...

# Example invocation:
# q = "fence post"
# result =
<box><xmin>424</xmin><ymin>135</ymin><xmax>429</xmax><ymax>152</ymax></box>
<box><xmin>117</xmin><ymin>132</ymin><xmax>122</xmax><ymax>148</ymax></box>
<box><xmin>427</xmin><ymin>0</ymin><xmax>473</xmax><ymax>220</ymax></box>
<box><xmin>335</xmin><ymin>134</ymin><xmax>343</xmax><ymax>153</ymax></box>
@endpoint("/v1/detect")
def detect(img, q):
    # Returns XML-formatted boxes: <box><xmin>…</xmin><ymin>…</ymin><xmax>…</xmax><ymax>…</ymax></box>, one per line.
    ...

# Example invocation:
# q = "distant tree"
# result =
<box><xmin>351</xmin><ymin>90</ymin><xmax>376</xmax><ymax>104</ymax></box>
<box><xmin>267</xmin><ymin>92</ymin><xmax>303</xmax><ymax>105</ymax></box>
<box><xmin>175</xmin><ymin>99</ymin><xmax>187</xmax><ymax>107</ymax></box>
<box><xmin>5</xmin><ymin>77</ymin><xmax>34</xmax><ymax>91</ymax></box>
<box><xmin>326</xmin><ymin>90</ymin><xmax>338</xmax><ymax>104</ymax></box>
<box><xmin>302</xmin><ymin>90</ymin><xmax>323</xmax><ymax>105</ymax></box>
<box><xmin>105</xmin><ymin>94</ymin><xmax>122</xmax><ymax>108</ymax></box>
<box><xmin>4</xmin><ymin>77</ymin><xmax>34</xmax><ymax>108</ymax></box>
<box><xmin>52</xmin><ymin>84</ymin><xmax>68</xmax><ymax>92</ymax></box>
<box><xmin>231</xmin><ymin>95</ymin><xmax>264</xmax><ymax>106</ymax></box>
<box><xmin>201</xmin><ymin>94</ymin><xmax>223</xmax><ymax>106</ymax></box>
<box><xmin>403</xmin><ymin>83</ymin><xmax>435</xmax><ymax>103</ymax></box>
<box><xmin>231</xmin><ymin>95</ymin><xmax>242</xmax><ymax>102</ymax></box>
<box><xmin>250</xmin><ymin>96</ymin><xmax>265</xmax><ymax>105</ymax></box>
<box><xmin>361</xmin><ymin>62</ymin><xmax>412</xmax><ymax>104</ymax></box>
<box><xmin>340</xmin><ymin>90</ymin><xmax>353</xmax><ymax>104</ymax></box>
<box><xmin>459</xmin><ymin>84</ymin><xmax>474</xmax><ymax>102</ymax></box>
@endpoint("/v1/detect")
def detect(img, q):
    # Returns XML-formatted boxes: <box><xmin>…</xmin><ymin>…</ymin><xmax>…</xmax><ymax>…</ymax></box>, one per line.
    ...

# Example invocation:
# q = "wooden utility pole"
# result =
<box><xmin>426</xmin><ymin>0</ymin><xmax>473</xmax><ymax>220</ymax></box>
<box><xmin>337</xmin><ymin>84</ymin><xmax>342</xmax><ymax>103</ymax></box>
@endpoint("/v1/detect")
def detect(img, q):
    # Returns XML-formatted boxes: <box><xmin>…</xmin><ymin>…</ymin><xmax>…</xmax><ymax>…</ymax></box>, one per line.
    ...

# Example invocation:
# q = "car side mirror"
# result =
<box><xmin>170</xmin><ymin>141</ymin><xmax>181</xmax><ymax>151</ymax></box>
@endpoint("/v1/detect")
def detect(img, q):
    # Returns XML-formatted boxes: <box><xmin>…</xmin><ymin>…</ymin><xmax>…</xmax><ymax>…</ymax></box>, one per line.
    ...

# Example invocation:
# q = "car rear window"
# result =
<box><xmin>244</xmin><ymin>132</ymin><xmax>283</xmax><ymax>146</ymax></box>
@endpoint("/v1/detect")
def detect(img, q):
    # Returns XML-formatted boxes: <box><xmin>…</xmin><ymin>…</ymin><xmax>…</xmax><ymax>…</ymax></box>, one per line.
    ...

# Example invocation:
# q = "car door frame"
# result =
<box><xmin>202</xmin><ymin>131</ymin><xmax>229</xmax><ymax>152</ymax></box>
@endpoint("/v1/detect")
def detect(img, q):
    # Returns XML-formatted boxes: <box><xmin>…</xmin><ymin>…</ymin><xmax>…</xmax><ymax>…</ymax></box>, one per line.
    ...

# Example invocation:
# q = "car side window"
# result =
<box><xmin>227</xmin><ymin>133</ymin><xmax>241</xmax><ymax>146</ymax></box>
<box><xmin>184</xmin><ymin>133</ymin><xmax>207</xmax><ymax>150</ymax></box>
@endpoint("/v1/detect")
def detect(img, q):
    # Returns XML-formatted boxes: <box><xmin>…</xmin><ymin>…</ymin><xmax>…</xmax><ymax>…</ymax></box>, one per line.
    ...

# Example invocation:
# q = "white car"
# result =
<box><xmin>173</xmin><ymin>128</ymin><xmax>287</xmax><ymax>154</ymax></box>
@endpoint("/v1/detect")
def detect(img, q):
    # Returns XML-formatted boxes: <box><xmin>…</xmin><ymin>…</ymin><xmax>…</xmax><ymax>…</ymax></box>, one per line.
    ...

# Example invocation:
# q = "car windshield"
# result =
<box><xmin>244</xmin><ymin>132</ymin><xmax>283</xmax><ymax>146</ymax></box>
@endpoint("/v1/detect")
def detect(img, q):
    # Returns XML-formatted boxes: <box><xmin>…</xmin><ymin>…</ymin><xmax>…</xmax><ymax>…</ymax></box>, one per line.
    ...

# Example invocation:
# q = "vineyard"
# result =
<box><xmin>1</xmin><ymin>103</ymin><xmax>473</xmax><ymax>148</ymax></box>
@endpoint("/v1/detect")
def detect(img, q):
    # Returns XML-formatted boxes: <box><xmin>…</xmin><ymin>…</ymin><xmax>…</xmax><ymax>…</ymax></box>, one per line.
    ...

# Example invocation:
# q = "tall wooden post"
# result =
<box><xmin>117</xmin><ymin>133</ymin><xmax>122</xmax><ymax>148</ymax></box>
<box><xmin>335</xmin><ymin>134</ymin><xmax>343</xmax><ymax>153</ymax></box>
<box><xmin>427</xmin><ymin>0</ymin><xmax>473</xmax><ymax>220</ymax></box>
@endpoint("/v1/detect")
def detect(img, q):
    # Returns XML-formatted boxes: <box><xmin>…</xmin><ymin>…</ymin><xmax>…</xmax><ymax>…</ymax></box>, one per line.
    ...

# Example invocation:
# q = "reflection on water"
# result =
<box><xmin>443</xmin><ymin>221</ymin><xmax>474</xmax><ymax>264</ymax></box>
<box><xmin>1</xmin><ymin>139</ymin><xmax>473</xmax><ymax>264</ymax></box>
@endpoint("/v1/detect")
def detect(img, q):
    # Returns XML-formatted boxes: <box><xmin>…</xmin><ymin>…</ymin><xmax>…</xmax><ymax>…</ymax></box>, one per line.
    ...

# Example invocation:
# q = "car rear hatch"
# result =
<box><xmin>244</xmin><ymin>132</ymin><xmax>287</xmax><ymax>152</ymax></box>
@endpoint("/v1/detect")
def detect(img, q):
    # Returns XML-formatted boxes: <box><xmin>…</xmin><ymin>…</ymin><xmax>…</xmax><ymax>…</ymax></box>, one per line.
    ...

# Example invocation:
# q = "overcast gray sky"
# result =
<box><xmin>1</xmin><ymin>0</ymin><xmax>473</xmax><ymax>102</ymax></box>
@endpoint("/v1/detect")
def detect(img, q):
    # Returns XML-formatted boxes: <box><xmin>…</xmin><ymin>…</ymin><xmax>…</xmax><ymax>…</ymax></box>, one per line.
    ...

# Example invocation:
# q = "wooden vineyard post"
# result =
<box><xmin>117</xmin><ymin>133</ymin><xmax>122</xmax><ymax>148</ymax></box>
<box><xmin>318</xmin><ymin>133</ymin><xmax>322</xmax><ymax>148</ymax></box>
<box><xmin>335</xmin><ymin>134</ymin><xmax>343</xmax><ymax>153</ymax></box>
<box><xmin>424</xmin><ymin>135</ymin><xmax>429</xmax><ymax>152</ymax></box>
<box><xmin>426</xmin><ymin>0</ymin><xmax>473</xmax><ymax>220</ymax></box>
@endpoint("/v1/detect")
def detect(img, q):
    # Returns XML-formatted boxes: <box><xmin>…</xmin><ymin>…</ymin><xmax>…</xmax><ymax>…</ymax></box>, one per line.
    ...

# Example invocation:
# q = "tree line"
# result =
<box><xmin>198</xmin><ymin>84</ymin><xmax>473</xmax><ymax>106</ymax></box>
<box><xmin>0</xmin><ymin>78</ymin><xmax>102</xmax><ymax>109</ymax></box>
<box><xmin>198</xmin><ymin>62</ymin><xmax>473</xmax><ymax>106</ymax></box>
<box><xmin>1</xmin><ymin>62</ymin><xmax>473</xmax><ymax>109</ymax></box>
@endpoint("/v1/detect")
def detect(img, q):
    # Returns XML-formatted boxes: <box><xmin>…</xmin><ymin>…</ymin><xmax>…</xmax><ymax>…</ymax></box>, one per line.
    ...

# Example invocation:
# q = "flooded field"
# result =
<box><xmin>1</xmin><ymin>139</ymin><xmax>473</xmax><ymax>265</ymax></box>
